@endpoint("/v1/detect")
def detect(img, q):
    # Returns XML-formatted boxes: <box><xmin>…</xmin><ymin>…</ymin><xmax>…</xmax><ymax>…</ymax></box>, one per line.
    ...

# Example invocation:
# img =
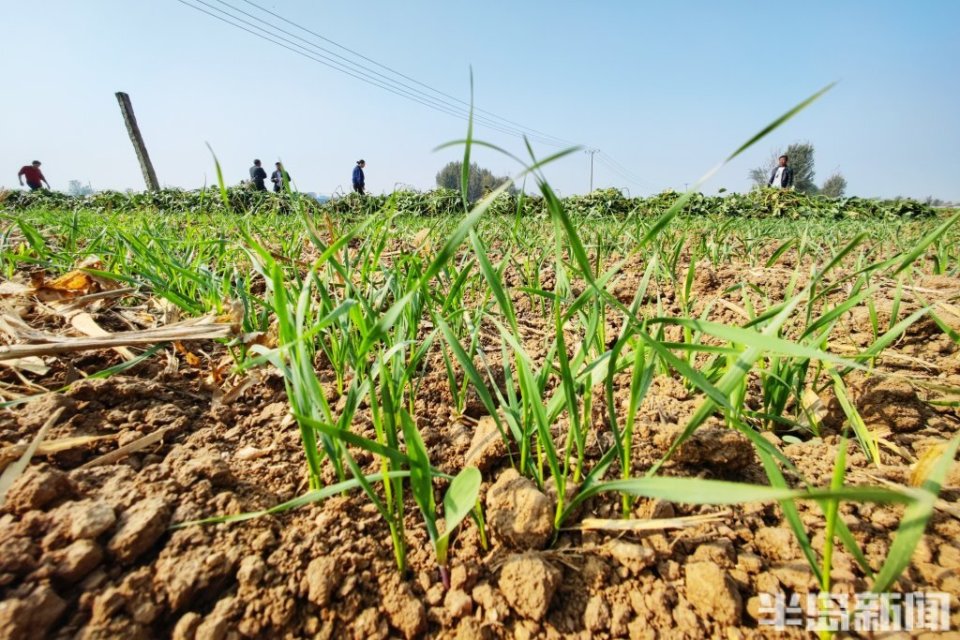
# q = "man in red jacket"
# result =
<box><xmin>18</xmin><ymin>161</ymin><xmax>50</xmax><ymax>191</ymax></box>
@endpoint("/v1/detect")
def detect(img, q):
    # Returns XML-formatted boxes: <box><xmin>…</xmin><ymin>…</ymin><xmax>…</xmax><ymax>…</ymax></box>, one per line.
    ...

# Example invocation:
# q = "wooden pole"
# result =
<box><xmin>115</xmin><ymin>92</ymin><xmax>160</xmax><ymax>191</ymax></box>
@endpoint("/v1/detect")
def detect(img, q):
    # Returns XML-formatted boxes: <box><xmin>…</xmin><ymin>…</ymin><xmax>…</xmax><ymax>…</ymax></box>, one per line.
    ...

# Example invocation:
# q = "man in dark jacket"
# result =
<box><xmin>249</xmin><ymin>159</ymin><xmax>267</xmax><ymax>191</ymax></box>
<box><xmin>18</xmin><ymin>161</ymin><xmax>50</xmax><ymax>191</ymax></box>
<box><xmin>352</xmin><ymin>159</ymin><xmax>366</xmax><ymax>195</ymax></box>
<box><xmin>768</xmin><ymin>155</ymin><xmax>794</xmax><ymax>189</ymax></box>
<box><xmin>271</xmin><ymin>162</ymin><xmax>291</xmax><ymax>193</ymax></box>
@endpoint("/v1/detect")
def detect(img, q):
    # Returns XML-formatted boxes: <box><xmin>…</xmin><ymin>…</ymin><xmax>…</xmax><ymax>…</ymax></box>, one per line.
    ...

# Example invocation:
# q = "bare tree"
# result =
<box><xmin>436</xmin><ymin>161</ymin><xmax>515</xmax><ymax>203</ymax></box>
<box><xmin>67</xmin><ymin>180</ymin><xmax>94</xmax><ymax>196</ymax></box>
<box><xmin>749</xmin><ymin>142</ymin><xmax>818</xmax><ymax>194</ymax></box>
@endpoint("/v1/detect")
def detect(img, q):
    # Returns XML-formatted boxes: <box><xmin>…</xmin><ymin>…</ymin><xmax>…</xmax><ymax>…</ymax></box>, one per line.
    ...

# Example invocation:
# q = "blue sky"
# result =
<box><xmin>3</xmin><ymin>1</ymin><xmax>958</xmax><ymax>200</ymax></box>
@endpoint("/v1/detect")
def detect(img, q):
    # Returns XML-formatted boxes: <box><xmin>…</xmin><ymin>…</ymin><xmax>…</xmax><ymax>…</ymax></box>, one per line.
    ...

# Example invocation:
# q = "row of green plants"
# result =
<box><xmin>0</xmin><ymin>187</ymin><xmax>323</xmax><ymax>217</ymax></box>
<box><xmin>3</xmin><ymin>183</ymin><xmax>938</xmax><ymax>219</ymax></box>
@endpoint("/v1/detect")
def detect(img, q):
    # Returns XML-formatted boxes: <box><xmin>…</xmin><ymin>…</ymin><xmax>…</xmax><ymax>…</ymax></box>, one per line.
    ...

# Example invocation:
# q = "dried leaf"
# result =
<box><xmin>411</xmin><ymin>228</ymin><xmax>431</xmax><ymax>255</ymax></box>
<box><xmin>0</xmin><ymin>356</ymin><xmax>49</xmax><ymax>375</ymax></box>
<box><xmin>236</xmin><ymin>445</ymin><xmax>270</xmax><ymax>461</ymax></box>
<box><xmin>0</xmin><ymin>434</ymin><xmax>114</xmax><ymax>472</ymax></box>
<box><xmin>173</xmin><ymin>341</ymin><xmax>202</xmax><ymax>367</ymax></box>
<box><xmin>46</xmin><ymin>269</ymin><xmax>97</xmax><ymax>293</ymax></box>
<box><xmin>796</xmin><ymin>386</ymin><xmax>827</xmax><ymax>430</ymax></box>
<box><xmin>0</xmin><ymin>281</ymin><xmax>33</xmax><ymax>297</ymax></box>
<box><xmin>910</xmin><ymin>443</ymin><xmax>949</xmax><ymax>487</ymax></box>
<box><xmin>79</xmin><ymin>426</ymin><xmax>173</xmax><ymax>469</ymax></box>
<box><xmin>0</xmin><ymin>313</ymin><xmax>237</xmax><ymax>360</ymax></box>
<box><xmin>216</xmin><ymin>374</ymin><xmax>257</xmax><ymax>406</ymax></box>
<box><xmin>577</xmin><ymin>510</ymin><xmax>732</xmax><ymax>532</ymax></box>
<box><xmin>68</xmin><ymin>311</ymin><xmax>136</xmax><ymax>361</ymax></box>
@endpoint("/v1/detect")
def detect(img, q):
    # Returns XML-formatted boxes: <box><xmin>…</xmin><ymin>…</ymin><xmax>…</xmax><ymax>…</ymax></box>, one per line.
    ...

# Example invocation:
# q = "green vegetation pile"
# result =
<box><xmin>2</xmin><ymin>185</ymin><xmax>937</xmax><ymax>220</ymax></box>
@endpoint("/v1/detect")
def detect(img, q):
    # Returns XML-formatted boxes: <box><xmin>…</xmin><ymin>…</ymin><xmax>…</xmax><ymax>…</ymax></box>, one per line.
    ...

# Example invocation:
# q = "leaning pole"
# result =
<box><xmin>115</xmin><ymin>92</ymin><xmax>160</xmax><ymax>191</ymax></box>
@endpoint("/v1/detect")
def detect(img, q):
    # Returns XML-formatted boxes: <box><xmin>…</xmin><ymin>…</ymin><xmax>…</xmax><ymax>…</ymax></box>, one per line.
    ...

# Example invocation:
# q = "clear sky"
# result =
<box><xmin>3</xmin><ymin>1</ymin><xmax>958</xmax><ymax>200</ymax></box>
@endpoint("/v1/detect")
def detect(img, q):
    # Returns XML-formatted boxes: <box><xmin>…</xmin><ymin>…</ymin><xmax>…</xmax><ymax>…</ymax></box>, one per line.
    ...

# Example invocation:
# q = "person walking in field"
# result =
<box><xmin>768</xmin><ymin>154</ymin><xmax>794</xmax><ymax>189</ymax></box>
<box><xmin>18</xmin><ymin>160</ymin><xmax>50</xmax><ymax>191</ymax></box>
<box><xmin>249</xmin><ymin>159</ymin><xmax>267</xmax><ymax>191</ymax></box>
<box><xmin>271</xmin><ymin>162</ymin><xmax>291</xmax><ymax>193</ymax></box>
<box><xmin>352</xmin><ymin>159</ymin><xmax>366</xmax><ymax>195</ymax></box>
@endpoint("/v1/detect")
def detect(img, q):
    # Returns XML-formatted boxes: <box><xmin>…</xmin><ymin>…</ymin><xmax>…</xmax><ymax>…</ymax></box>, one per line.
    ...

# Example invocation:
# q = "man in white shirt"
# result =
<box><xmin>768</xmin><ymin>155</ymin><xmax>794</xmax><ymax>189</ymax></box>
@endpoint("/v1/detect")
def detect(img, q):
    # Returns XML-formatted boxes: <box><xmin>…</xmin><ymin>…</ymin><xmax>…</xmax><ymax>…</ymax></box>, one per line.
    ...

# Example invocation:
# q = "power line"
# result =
<box><xmin>598</xmin><ymin>152</ymin><xmax>656</xmax><ymax>189</ymax></box>
<box><xmin>234</xmin><ymin>0</ymin><xmax>581</xmax><ymax>149</ymax></box>
<box><xmin>174</xmin><ymin>0</ymin><xmax>549</xmax><ymax>143</ymax></box>
<box><xmin>172</xmin><ymin>0</ymin><xmax>657</xmax><ymax>189</ymax></box>
<box><xmin>175</xmin><ymin>0</ymin><xmax>576</xmax><ymax>147</ymax></box>
<box><xmin>595</xmin><ymin>154</ymin><xmax>657</xmax><ymax>191</ymax></box>
<box><xmin>209</xmin><ymin>0</ymin><xmax>567</xmax><ymax>145</ymax></box>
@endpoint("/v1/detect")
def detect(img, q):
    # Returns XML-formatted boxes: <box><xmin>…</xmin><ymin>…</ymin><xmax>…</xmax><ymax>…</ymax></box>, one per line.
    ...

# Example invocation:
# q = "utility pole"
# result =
<box><xmin>115</xmin><ymin>92</ymin><xmax>160</xmax><ymax>191</ymax></box>
<box><xmin>585</xmin><ymin>148</ymin><xmax>599</xmax><ymax>192</ymax></box>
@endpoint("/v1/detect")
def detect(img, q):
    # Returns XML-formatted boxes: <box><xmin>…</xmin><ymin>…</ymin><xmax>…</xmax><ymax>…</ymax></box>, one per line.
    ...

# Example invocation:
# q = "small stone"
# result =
<box><xmin>305</xmin><ymin>556</ymin><xmax>339</xmax><ymax>607</ymax></box>
<box><xmin>237</xmin><ymin>555</ymin><xmax>266</xmax><ymax>587</ymax></box>
<box><xmin>90</xmin><ymin>587</ymin><xmax>126</xmax><ymax>622</ymax></box>
<box><xmin>157</xmin><ymin>549</ymin><xmax>237</xmax><ymax>613</ymax></box>
<box><xmin>445</xmin><ymin>588</ymin><xmax>473</xmax><ymax>619</ymax></box>
<box><xmin>455</xmin><ymin>617</ymin><xmax>494</xmax><ymax>640</ymax></box>
<box><xmin>464</xmin><ymin>416</ymin><xmax>507</xmax><ymax>471</ymax></box>
<box><xmin>80</xmin><ymin>568</ymin><xmax>107</xmax><ymax>591</ymax></box>
<box><xmin>130</xmin><ymin>599</ymin><xmax>159</xmax><ymax>625</ymax></box>
<box><xmin>4</xmin><ymin>465</ymin><xmax>71</xmax><ymax>514</ymax></box>
<box><xmin>107</xmin><ymin>497</ymin><xmax>170</xmax><ymax>563</ymax></box>
<box><xmin>498</xmin><ymin>554</ymin><xmax>561</xmax><ymax>621</ymax></box>
<box><xmin>603</xmin><ymin>539</ymin><xmax>656</xmax><ymax>575</ymax></box>
<box><xmin>471</xmin><ymin>581</ymin><xmax>511</xmax><ymax>624</ymax></box>
<box><xmin>353</xmin><ymin>607</ymin><xmax>388</xmax><ymax>640</ymax></box>
<box><xmin>658</xmin><ymin>559</ymin><xmax>680</xmax><ymax>581</ymax></box>
<box><xmin>672</xmin><ymin>596</ymin><xmax>703</xmax><ymax>634</ymax></box>
<box><xmin>939</xmin><ymin>544</ymin><xmax>960</xmax><ymax>570</ymax></box>
<box><xmin>235</xmin><ymin>446</ymin><xmax>269</xmax><ymax>461</ymax></box>
<box><xmin>638</xmin><ymin>499</ymin><xmax>675</xmax><ymax>520</ymax></box>
<box><xmin>769</xmin><ymin>563</ymin><xmax>817</xmax><ymax>592</ymax></box>
<box><xmin>0</xmin><ymin>583</ymin><xmax>66</xmax><ymax>637</ymax></box>
<box><xmin>425</xmin><ymin>583</ymin><xmax>444</xmax><ymax>606</ymax></box>
<box><xmin>53</xmin><ymin>539</ymin><xmax>103</xmax><ymax>583</ymax></box>
<box><xmin>0</xmin><ymin>537</ymin><xmax>38</xmax><ymax>576</ymax></box>
<box><xmin>195</xmin><ymin>612</ymin><xmax>228</xmax><ymax>640</ymax></box>
<box><xmin>737</xmin><ymin>552</ymin><xmax>763</xmax><ymax>574</ymax></box>
<box><xmin>486</xmin><ymin>469</ymin><xmax>553</xmax><ymax>551</ymax></box>
<box><xmin>756</xmin><ymin>572</ymin><xmax>780</xmax><ymax>595</ymax></box>
<box><xmin>449</xmin><ymin>564</ymin><xmax>470</xmax><ymax>591</ymax></box>
<box><xmin>870</xmin><ymin>508</ymin><xmax>899</xmax><ymax>529</ymax></box>
<box><xmin>610</xmin><ymin>601</ymin><xmax>631</xmax><ymax>637</ymax></box>
<box><xmin>685</xmin><ymin>561</ymin><xmax>742</xmax><ymax>625</ymax></box>
<box><xmin>691</xmin><ymin>540</ymin><xmax>736</xmax><ymax>568</ymax></box>
<box><xmin>174</xmin><ymin>449</ymin><xmax>232</xmax><ymax>487</ymax></box>
<box><xmin>172</xmin><ymin>611</ymin><xmax>201</xmax><ymax>640</ymax></box>
<box><xmin>628</xmin><ymin>618</ymin><xmax>656</xmax><ymax>640</ymax></box>
<box><xmin>380</xmin><ymin>578</ymin><xmax>426</xmax><ymax>639</ymax></box>
<box><xmin>753</xmin><ymin>527</ymin><xmax>799</xmax><ymax>562</ymax></box>
<box><xmin>584</xmin><ymin>595</ymin><xmax>611</xmax><ymax>631</ymax></box>
<box><xmin>195</xmin><ymin>596</ymin><xmax>235</xmax><ymax>640</ymax></box>
<box><xmin>938</xmin><ymin>573</ymin><xmax>960</xmax><ymax>596</ymax></box>
<box><xmin>68</xmin><ymin>500</ymin><xmax>117</xmax><ymax>540</ymax></box>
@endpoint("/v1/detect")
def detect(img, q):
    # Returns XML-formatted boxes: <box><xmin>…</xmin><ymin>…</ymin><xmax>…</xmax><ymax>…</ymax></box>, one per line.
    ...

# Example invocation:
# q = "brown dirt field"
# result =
<box><xmin>1</xmin><ymin>258</ymin><xmax>959</xmax><ymax>640</ymax></box>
